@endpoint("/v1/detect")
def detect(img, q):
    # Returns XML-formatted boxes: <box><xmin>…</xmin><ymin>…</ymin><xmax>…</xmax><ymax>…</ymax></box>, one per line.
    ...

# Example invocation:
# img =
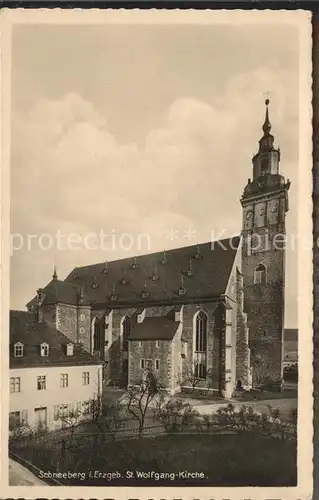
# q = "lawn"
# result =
<box><xmin>11</xmin><ymin>432</ymin><xmax>296</xmax><ymax>487</ymax></box>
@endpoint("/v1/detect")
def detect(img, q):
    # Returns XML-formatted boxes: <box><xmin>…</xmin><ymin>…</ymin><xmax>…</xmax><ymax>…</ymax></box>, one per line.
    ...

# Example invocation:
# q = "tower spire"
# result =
<box><xmin>52</xmin><ymin>265</ymin><xmax>58</xmax><ymax>280</ymax></box>
<box><xmin>262</xmin><ymin>98</ymin><xmax>271</xmax><ymax>136</ymax></box>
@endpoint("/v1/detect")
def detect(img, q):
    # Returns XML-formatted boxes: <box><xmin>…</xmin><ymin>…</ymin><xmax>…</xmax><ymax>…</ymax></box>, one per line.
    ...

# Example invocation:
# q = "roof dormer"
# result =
<box><xmin>13</xmin><ymin>342</ymin><xmax>24</xmax><ymax>357</ymax></box>
<box><xmin>40</xmin><ymin>342</ymin><xmax>49</xmax><ymax>357</ymax></box>
<box><xmin>66</xmin><ymin>342</ymin><xmax>74</xmax><ymax>356</ymax></box>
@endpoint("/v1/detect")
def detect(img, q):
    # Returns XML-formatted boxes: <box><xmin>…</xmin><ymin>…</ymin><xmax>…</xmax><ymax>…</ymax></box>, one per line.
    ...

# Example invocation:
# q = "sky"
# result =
<box><xmin>10</xmin><ymin>22</ymin><xmax>300</xmax><ymax>326</ymax></box>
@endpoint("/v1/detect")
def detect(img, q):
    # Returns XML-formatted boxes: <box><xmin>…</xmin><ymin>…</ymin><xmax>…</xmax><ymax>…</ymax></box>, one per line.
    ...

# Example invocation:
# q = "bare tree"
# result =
<box><xmin>182</xmin><ymin>362</ymin><xmax>214</xmax><ymax>394</ymax></box>
<box><xmin>182</xmin><ymin>361</ymin><xmax>205</xmax><ymax>392</ymax></box>
<box><xmin>120</xmin><ymin>372</ymin><xmax>160</xmax><ymax>436</ymax></box>
<box><xmin>56</xmin><ymin>408</ymin><xmax>82</xmax><ymax>444</ymax></box>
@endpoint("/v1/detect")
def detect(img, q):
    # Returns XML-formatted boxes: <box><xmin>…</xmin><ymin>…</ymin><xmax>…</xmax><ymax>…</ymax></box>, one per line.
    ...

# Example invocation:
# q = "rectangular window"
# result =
<box><xmin>9</xmin><ymin>411</ymin><xmax>20</xmax><ymax>430</ymax></box>
<box><xmin>139</xmin><ymin>341</ymin><xmax>142</xmax><ymax>348</ymax></box>
<box><xmin>140</xmin><ymin>358</ymin><xmax>145</xmax><ymax>370</ymax></box>
<box><xmin>10</xmin><ymin>377</ymin><xmax>21</xmax><ymax>393</ymax></box>
<box><xmin>9</xmin><ymin>410</ymin><xmax>28</xmax><ymax>429</ymax></box>
<box><xmin>60</xmin><ymin>373</ymin><xmax>68</xmax><ymax>388</ymax></box>
<box><xmin>37</xmin><ymin>375</ymin><xmax>46</xmax><ymax>391</ymax></box>
<box><xmin>82</xmin><ymin>400</ymin><xmax>91</xmax><ymax>414</ymax></box>
<box><xmin>14</xmin><ymin>344</ymin><xmax>23</xmax><ymax>357</ymax></box>
<box><xmin>156</xmin><ymin>340</ymin><xmax>160</xmax><ymax>348</ymax></box>
<box><xmin>54</xmin><ymin>404</ymin><xmax>69</xmax><ymax>420</ymax></box>
<box><xmin>155</xmin><ymin>359</ymin><xmax>160</xmax><ymax>370</ymax></box>
<box><xmin>82</xmin><ymin>372</ymin><xmax>90</xmax><ymax>385</ymax></box>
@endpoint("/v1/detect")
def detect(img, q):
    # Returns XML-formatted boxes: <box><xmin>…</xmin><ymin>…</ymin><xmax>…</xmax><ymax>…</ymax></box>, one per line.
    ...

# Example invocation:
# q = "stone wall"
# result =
<box><xmin>235</xmin><ymin>270</ymin><xmax>251</xmax><ymax>387</ymax></box>
<box><xmin>128</xmin><ymin>339</ymin><xmax>171</xmax><ymax>389</ymax></box>
<box><xmin>56</xmin><ymin>304</ymin><xmax>77</xmax><ymax>343</ymax></box>
<box><xmin>77</xmin><ymin>306</ymin><xmax>91</xmax><ymax>352</ymax></box>
<box><xmin>42</xmin><ymin>304</ymin><xmax>57</xmax><ymax>328</ymax></box>
<box><xmin>242</xmin><ymin>232</ymin><xmax>285</xmax><ymax>383</ymax></box>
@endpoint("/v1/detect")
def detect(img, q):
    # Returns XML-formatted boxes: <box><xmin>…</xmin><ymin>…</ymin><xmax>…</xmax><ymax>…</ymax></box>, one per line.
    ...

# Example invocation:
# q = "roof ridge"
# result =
<box><xmin>67</xmin><ymin>235</ymin><xmax>241</xmax><ymax>273</ymax></box>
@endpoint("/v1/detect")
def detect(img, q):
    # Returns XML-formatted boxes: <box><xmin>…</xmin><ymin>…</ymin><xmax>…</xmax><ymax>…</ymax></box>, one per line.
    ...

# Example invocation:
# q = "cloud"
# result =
<box><xmin>10</xmin><ymin>66</ymin><xmax>298</xmax><ymax>327</ymax></box>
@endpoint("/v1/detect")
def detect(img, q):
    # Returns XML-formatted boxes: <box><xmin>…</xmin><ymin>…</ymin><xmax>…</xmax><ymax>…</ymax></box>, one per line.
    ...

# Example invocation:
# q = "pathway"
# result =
<box><xmin>9</xmin><ymin>458</ymin><xmax>47</xmax><ymax>486</ymax></box>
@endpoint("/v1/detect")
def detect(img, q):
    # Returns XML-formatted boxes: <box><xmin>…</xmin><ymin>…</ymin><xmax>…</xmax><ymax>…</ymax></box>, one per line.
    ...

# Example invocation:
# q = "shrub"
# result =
<box><xmin>215</xmin><ymin>404</ymin><xmax>296</xmax><ymax>440</ymax></box>
<box><xmin>155</xmin><ymin>398</ymin><xmax>199</xmax><ymax>434</ymax></box>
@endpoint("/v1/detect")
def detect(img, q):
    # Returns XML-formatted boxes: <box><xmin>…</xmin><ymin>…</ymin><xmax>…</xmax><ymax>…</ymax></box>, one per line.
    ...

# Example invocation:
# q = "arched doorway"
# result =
<box><xmin>142</xmin><ymin>370</ymin><xmax>157</xmax><ymax>394</ymax></box>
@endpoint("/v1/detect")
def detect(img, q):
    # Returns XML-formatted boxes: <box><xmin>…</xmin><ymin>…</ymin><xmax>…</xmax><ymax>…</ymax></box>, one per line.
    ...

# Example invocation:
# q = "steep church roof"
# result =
<box><xmin>64</xmin><ymin>236</ymin><xmax>240</xmax><ymax>307</ymax></box>
<box><xmin>26</xmin><ymin>278</ymin><xmax>89</xmax><ymax>310</ymax></box>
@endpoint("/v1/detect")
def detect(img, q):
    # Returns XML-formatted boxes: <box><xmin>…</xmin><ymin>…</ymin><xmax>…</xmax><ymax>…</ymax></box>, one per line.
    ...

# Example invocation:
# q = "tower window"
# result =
<box><xmin>254</xmin><ymin>264</ymin><xmax>267</xmax><ymax>285</ymax></box>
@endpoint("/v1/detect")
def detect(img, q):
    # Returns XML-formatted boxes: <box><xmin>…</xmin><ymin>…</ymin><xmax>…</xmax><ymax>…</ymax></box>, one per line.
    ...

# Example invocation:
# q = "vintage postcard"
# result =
<box><xmin>0</xmin><ymin>7</ymin><xmax>313</xmax><ymax>499</ymax></box>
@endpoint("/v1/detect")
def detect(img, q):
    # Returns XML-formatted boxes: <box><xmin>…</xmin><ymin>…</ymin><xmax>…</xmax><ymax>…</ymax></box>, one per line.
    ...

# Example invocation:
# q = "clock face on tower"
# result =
<box><xmin>246</xmin><ymin>211</ymin><xmax>253</xmax><ymax>220</ymax></box>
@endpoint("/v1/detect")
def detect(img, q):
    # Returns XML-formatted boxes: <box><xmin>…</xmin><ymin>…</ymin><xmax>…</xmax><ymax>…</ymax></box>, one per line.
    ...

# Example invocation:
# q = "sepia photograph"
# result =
<box><xmin>0</xmin><ymin>8</ymin><xmax>313</xmax><ymax>498</ymax></box>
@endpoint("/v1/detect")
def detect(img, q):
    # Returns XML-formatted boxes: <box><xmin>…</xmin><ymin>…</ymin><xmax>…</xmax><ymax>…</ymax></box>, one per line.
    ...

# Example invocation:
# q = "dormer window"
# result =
<box><xmin>161</xmin><ymin>250</ymin><xmax>167</xmax><ymax>265</ymax></box>
<box><xmin>186</xmin><ymin>258</ymin><xmax>193</xmax><ymax>277</ymax></box>
<box><xmin>110</xmin><ymin>284</ymin><xmax>118</xmax><ymax>301</ymax></box>
<box><xmin>141</xmin><ymin>281</ymin><xmax>150</xmax><ymax>299</ymax></box>
<box><xmin>14</xmin><ymin>342</ymin><xmax>24</xmax><ymax>357</ymax></box>
<box><xmin>178</xmin><ymin>274</ymin><xmax>186</xmax><ymax>296</ymax></box>
<box><xmin>66</xmin><ymin>343</ymin><xmax>74</xmax><ymax>356</ymax></box>
<box><xmin>40</xmin><ymin>342</ymin><xmax>49</xmax><ymax>357</ymax></box>
<box><xmin>102</xmin><ymin>262</ymin><xmax>109</xmax><ymax>274</ymax></box>
<box><xmin>150</xmin><ymin>264</ymin><xmax>159</xmax><ymax>282</ymax></box>
<box><xmin>120</xmin><ymin>268</ymin><xmax>129</xmax><ymax>285</ymax></box>
<box><xmin>92</xmin><ymin>278</ymin><xmax>99</xmax><ymax>289</ymax></box>
<box><xmin>193</xmin><ymin>244</ymin><xmax>203</xmax><ymax>260</ymax></box>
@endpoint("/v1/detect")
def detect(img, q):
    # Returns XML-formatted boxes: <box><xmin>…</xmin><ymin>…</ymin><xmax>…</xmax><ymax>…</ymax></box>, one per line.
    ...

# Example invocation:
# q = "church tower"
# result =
<box><xmin>241</xmin><ymin>99</ymin><xmax>290</xmax><ymax>386</ymax></box>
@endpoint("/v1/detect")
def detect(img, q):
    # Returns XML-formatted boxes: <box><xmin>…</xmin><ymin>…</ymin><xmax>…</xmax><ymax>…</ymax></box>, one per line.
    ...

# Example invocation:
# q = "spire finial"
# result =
<box><xmin>262</xmin><ymin>98</ymin><xmax>271</xmax><ymax>136</ymax></box>
<box><xmin>53</xmin><ymin>265</ymin><xmax>58</xmax><ymax>280</ymax></box>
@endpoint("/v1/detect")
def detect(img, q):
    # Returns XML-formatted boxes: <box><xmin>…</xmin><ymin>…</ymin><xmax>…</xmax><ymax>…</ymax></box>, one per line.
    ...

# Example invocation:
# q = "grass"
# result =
<box><xmin>11</xmin><ymin>432</ymin><xmax>296</xmax><ymax>487</ymax></box>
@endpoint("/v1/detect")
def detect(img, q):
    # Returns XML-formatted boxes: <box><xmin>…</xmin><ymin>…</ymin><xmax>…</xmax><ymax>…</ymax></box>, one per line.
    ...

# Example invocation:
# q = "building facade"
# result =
<box><xmin>24</xmin><ymin>101</ymin><xmax>290</xmax><ymax>398</ymax></box>
<box><xmin>9</xmin><ymin>311</ymin><xmax>103</xmax><ymax>431</ymax></box>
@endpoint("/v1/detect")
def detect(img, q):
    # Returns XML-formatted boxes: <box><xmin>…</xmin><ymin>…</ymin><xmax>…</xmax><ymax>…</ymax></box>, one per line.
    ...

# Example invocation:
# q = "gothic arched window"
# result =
<box><xmin>121</xmin><ymin>316</ymin><xmax>131</xmax><ymax>351</ymax></box>
<box><xmin>195</xmin><ymin>311</ymin><xmax>207</xmax><ymax>352</ymax></box>
<box><xmin>254</xmin><ymin>264</ymin><xmax>267</xmax><ymax>285</ymax></box>
<box><xmin>194</xmin><ymin>311</ymin><xmax>208</xmax><ymax>379</ymax></box>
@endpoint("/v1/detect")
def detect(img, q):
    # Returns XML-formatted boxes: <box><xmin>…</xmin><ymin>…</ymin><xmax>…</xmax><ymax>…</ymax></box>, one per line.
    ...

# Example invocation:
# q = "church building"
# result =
<box><xmin>25</xmin><ymin>100</ymin><xmax>290</xmax><ymax>398</ymax></box>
